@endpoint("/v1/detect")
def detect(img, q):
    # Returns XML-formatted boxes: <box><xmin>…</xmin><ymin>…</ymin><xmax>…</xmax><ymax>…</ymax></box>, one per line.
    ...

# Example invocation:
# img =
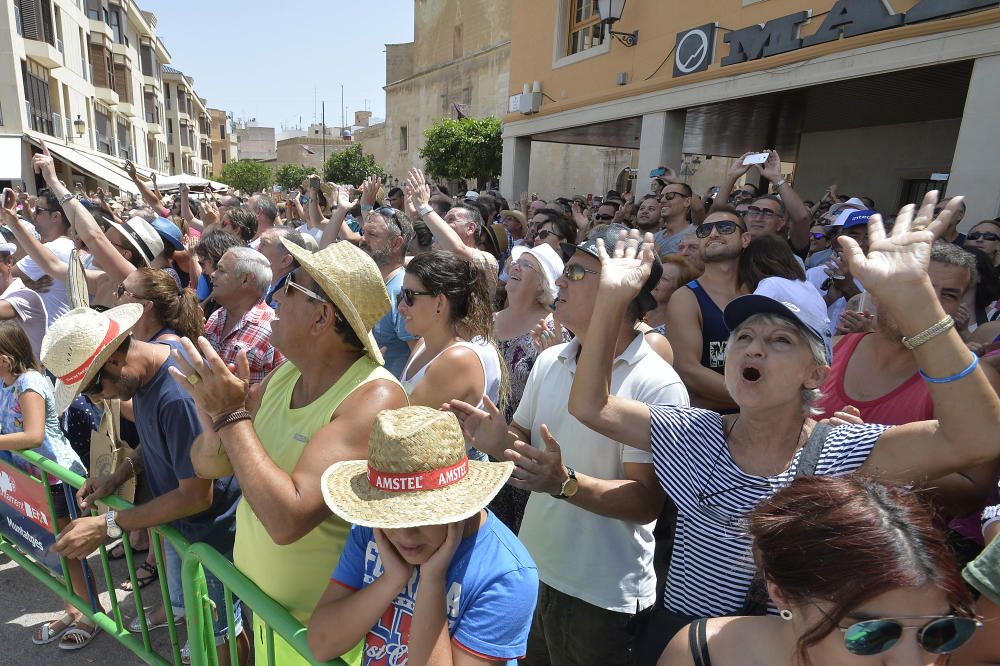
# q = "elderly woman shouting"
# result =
<box><xmin>566</xmin><ymin>193</ymin><xmax>1000</xmax><ymax>660</ymax></box>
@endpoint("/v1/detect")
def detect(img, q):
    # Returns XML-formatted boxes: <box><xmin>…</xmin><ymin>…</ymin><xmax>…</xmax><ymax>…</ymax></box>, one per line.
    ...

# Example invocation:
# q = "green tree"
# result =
<box><xmin>419</xmin><ymin>116</ymin><xmax>502</xmax><ymax>187</ymax></box>
<box><xmin>273</xmin><ymin>163</ymin><xmax>316</xmax><ymax>192</ymax></box>
<box><xmin>322</xmin><ymin>145</ymin><xmax>386</xmax><ymax>186</ymax></box>
<box><xmin>218</xmin><ymin>159</ymin><xmax>273</xmax><ymax>194</ymax></box>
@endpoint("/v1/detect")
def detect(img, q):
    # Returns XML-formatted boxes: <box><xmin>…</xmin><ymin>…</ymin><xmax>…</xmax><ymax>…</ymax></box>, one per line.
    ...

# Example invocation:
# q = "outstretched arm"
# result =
<box><xmin>124</xmin><ymin>160</ymin><xmax>162</xmax><ymax>211</ymax></box>
<box><xmin>711</xmin><ymin>152</ymin><xmax>753</xmax><ymax>213</ymax></box>
<box><xmin>406</xmin><ymin>168</ymin><xmax>476</xmax><ymax>262</ymax></box>
<box><xmin>761</xmin><ymin>150</ymin><xmax>811</xmax><ymax>253</ymax></box>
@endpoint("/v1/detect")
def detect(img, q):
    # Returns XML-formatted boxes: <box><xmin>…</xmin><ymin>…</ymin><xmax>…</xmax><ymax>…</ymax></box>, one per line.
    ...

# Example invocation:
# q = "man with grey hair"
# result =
<box><xmin>361</xmin><ymin>207</ymin><xmax>418</xmax><ymax>378</ymax></box>
<box><xmin>256</xmin><ymin>227</ymin><xmax>312</xmax><ymax>308</ymax></box>
<box><xmin>247</xmin><ymin>194</ymin><xmax>279</xmax><ymax>250</ymax></box>
<box><xmin>204</xmin><ymin>246</ymin><xmax>284</xmax><ymax>383</ymax></box>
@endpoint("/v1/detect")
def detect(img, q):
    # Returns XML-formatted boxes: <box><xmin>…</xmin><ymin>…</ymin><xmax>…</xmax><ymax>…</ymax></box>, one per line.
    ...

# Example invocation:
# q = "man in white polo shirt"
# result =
<box><xmin>450</xmin><ymin>224</ymin><xmax>688</xmax><ymax>665</ymax></box>
<box><xmin>0</xmin><ymin>242</ymin><xmax>47</xmax><ymax>358</ymax></box>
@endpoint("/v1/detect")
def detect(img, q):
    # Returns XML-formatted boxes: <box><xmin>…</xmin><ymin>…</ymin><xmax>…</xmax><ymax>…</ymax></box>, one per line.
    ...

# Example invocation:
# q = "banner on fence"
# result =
<box><xmin>0</xmin><ymin>460</ymin><xmax>62</xmax><ymax>574</ymax></box>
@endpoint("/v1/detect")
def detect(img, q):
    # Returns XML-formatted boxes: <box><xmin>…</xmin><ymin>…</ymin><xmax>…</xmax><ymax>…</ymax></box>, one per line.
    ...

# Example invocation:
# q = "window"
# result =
<box><xmin>219</xmin><ymin>124</ymin><xmax>224</xmax><ymax>139</ymax></box>
<box><xmin>399</xmin><ymin>125</ymin><xmax>408</xmax><ymax>153</ymax></box>
<box><xmin>22</xmin><ymin>60</ymin><xmax>53</xmax><ymax>135</ymax></box>
<box><xmin>221</xmin><ymin>149</ymin><xmax>226</xmax><ymax>164</ymax></box>
<box><xmin>453</xmin><ymin>24</ymin><xmax>463</xmax><ymax>59</ymax></box>
<box><xmin>567</xmin><ymin>0</ymin><xmax>604</xmax><ymax>56</ymax></box>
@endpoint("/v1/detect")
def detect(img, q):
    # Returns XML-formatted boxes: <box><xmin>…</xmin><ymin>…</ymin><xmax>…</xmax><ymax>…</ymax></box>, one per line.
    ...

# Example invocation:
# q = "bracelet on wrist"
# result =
<box><xmin>919</xmin><ymin>353</ymin><xmax>979</xmax><ymax>384</ymax></box>
<box><xmin>901</xmin><ymin>315</ymin><xmax>954</xmax><ymax>350</ymax></box>
<box><xmin>213</xmin><ymin>409</ymin><xmax>253</xmax><ymax>432</ymax></box>
<box><xmin>121</xmin><ymin>456</ymin><xmax>136</xmax><ymax>480</ymax></box>
<box><xmin>417</xmin><ymin>203</ymin><xmax>433</xmax><ymax>218</ymax></box>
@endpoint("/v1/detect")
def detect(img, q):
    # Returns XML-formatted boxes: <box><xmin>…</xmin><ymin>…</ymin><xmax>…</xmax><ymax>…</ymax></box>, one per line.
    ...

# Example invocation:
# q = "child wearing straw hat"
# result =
<box><xmin>308</xmin><ymin>406</ymin><xmax>538</xmax><ymax>665</ymax></box>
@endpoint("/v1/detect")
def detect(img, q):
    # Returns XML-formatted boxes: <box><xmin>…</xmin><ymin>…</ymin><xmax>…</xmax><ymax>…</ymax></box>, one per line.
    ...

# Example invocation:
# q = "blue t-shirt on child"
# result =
<box><xmin>331</xmin><ymin>510</ymin><xmax>538</xmax><ymax>665</ymax></box>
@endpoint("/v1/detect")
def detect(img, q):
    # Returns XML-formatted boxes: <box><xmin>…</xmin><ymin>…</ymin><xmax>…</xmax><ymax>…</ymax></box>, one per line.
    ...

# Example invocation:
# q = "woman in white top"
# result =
<box><xmin>399</xmin><ymin>250</ymin><xmax>505</xmax><ymax>459</ymax></box>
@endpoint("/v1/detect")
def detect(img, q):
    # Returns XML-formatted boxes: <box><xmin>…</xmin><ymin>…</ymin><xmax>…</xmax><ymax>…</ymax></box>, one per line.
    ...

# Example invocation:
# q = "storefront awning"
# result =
<box><xmin>23</xmin><ymin>132</ymin><xmax>139</xmax><ymax>195</ymax></box>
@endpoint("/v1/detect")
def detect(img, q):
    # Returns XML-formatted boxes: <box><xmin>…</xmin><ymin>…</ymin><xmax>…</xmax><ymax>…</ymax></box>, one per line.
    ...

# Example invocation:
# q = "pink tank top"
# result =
<box><xmin>816</xmin><ymin>333</ymin><xmax>933</xmax><ymax>425</ymax></box>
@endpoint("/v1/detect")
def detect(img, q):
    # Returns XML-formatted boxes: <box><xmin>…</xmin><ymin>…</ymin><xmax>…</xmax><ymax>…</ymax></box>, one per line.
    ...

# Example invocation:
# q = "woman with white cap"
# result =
<box><xmin>563</xmin><ymin>194</ymin><xmax>1000</xmax><ymax>662</ymax></box>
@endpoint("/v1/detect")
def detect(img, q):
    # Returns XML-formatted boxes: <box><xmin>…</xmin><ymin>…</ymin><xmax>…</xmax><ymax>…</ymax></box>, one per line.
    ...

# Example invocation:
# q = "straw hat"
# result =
<box><xmin>321</xmin><ymin>407</ymin><xmax>513</xmax><ymax>529</ymax></box>
<box><xmin>40</xmin><ymin>304</ymin><xmax>144</xmax><ymax>414</ymax></box>
<box><xmin>279</xmin><ymin>238</ymin><xmax>391</xmax><ymax>364</ymax></box>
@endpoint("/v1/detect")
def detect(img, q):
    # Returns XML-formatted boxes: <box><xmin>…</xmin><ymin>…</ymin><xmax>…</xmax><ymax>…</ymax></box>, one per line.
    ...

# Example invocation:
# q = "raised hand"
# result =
<box><xmin>405</xmin><ymin>169</ymin><xmax>431</xmax><ymax>208</ymax></box>
<box><xmin>594</xmin><ymin>228</ymin><xmax>656</xmax><ymax>302</ymax></box>
<box><xmin>443</xmin><ymin>396</ymin><xmax>507</xmax><ymax>457</ymax></box>
<box><xmin>727</xmin><ymin>152</ymin><xmax>754</xmax><ymax>180</ymax></box>
<box><xmin>31</xmin><ymin>141</ymin><xmax>58</xmax><ymax>184</ymax></box>
<box><xmin>123</xmin><ymin>160</ymin><xmax>137</xmax><ymax>179</ymax></box>
<box><xmin>201</xmin><ymin>200</ymin><xmax>219</xmax><ymax>226</ymax></box>
<box><xmin>167</xmin><ymin>336</ymin><xmax>249</xmax><ymax>420</ymax></box>
<box><xmin>838</xmin><ymin>191</ymin><xmax>956</xmax><ymax>300</ymax></box>
<box><xmin>660</xmin><ymin>166</ymin><xmax>680</xmax><ymax>185</ymax></box>
<box><xmin>531</xmin><ymin>317</ymin><xmax>565</xmax><ymax>353</ymax></box>
<box><xmin>360</xmin><ymin>176</ymin><xmax>380</xmax><ymax>207</ymax></box>
<box><xmin>505</xmin><ymin>424</ymin><xmax>566</xmax><ymax>494</ymax></box>
<box><xmin>402</xmin><ymin>182</ymin><xmax>419</xmax><ymax>219</ymax></box>
<box><xmin>333</xmin><ymin>183</ymin><xmax>352</xmax><ymax>210</ymax></box>
<box><xmin>760</xmin><ymin>149</ymin><xmax>784</xmax><ymax>183</ymax></box>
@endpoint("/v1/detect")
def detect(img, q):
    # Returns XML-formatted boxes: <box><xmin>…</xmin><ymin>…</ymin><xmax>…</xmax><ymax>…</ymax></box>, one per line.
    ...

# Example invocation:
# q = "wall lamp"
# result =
<box><xmin>598</xmin><ymin>0</ymin><xmax>639</xmax><ymax>47</ymax></box>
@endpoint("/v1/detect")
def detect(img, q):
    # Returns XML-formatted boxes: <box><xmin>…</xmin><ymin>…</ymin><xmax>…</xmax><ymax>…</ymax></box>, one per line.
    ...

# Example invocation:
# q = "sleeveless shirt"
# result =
<box><xmin>687</xmin><ymin>280</ymin><xmax>729</xmax><ymax>374</ymax></box>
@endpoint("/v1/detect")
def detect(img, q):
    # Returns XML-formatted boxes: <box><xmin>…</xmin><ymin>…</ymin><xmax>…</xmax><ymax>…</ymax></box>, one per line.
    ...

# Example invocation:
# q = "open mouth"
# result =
<box><xmin>742</xmin><ymin>366</ymin><xmax>762</xmax><ymax>382</ymax></box>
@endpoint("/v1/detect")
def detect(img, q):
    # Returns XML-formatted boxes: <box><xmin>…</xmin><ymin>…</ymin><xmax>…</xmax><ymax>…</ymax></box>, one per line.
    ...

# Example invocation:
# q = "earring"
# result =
<box><xmin>779</xmin><ymin>609</ymin><xmax>794</xmax><ymax>621</ymax></box>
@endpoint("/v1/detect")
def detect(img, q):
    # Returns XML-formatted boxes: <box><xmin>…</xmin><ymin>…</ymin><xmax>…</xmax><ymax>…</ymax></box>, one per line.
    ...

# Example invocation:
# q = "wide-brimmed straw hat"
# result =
<box><xmin>40</xmin><ymin>304</ymin><xmax>144</xmax><ymax>414</ymax></box>
<box><xmin>321</xmin><ymin>406</ymin><xmax>513</xmax><ymax>528</ymax></box>
<box><xmin>280</xmin><ymin>238</ymin><xmax>391</xmax><ymax>364</ymax></box>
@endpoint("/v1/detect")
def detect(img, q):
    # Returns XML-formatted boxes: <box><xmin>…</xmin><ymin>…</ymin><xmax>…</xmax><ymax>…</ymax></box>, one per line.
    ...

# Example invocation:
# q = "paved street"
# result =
<box><xmin>1</xmin><ymin>549</ymin><xmax>180</xmax><ymax>665</ymax></box>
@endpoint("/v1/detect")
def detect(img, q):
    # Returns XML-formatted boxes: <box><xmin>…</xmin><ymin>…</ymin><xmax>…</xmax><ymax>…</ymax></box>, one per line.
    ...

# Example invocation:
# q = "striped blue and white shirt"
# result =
<box><xmin>649</xmin><ymin>404</ymin><xmax>890</xmax><ymax>617</ymax></box>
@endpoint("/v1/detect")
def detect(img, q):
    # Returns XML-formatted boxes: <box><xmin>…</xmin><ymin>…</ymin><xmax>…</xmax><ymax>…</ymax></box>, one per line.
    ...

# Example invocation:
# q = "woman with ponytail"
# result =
<box><xmin>115</xmin><ymin>267</ymin><xmax>204</xmax><ymax>344</ymax></box>
<box><xmin>399</xmin><ymin>250</ymin><xmax>507</xmax><ymax>460</ymax></box>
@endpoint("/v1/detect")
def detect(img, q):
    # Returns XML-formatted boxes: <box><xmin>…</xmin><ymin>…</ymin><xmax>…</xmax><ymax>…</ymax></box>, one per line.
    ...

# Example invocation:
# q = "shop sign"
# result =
<box><xmin>672</xmin><ymin>0</ymin><xmax>999</xmax><ymax>77</ymax></box>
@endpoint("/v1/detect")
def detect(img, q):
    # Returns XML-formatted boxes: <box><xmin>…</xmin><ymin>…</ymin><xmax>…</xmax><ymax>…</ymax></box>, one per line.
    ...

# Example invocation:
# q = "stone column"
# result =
<box><xmin>635</xmin><ymin>111</ymin><xmax>686</xmax><ymax>196</ymax></box>
<box><xmin>949</xmin><ymin>55</ymin><xmax>1000</xmax><ymax>228</ymax></box>
<box><xmin>501</xmin><ymin>135</ymin><xmax>531</xmax><ymax>202</ymax></box>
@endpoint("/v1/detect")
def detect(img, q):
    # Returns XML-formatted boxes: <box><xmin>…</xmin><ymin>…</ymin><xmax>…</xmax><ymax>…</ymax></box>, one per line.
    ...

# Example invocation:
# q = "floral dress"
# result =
<box><xmin>0</xmin><ymin>371</ymin><xmax>86</xmax><ymax>483</ymax></box>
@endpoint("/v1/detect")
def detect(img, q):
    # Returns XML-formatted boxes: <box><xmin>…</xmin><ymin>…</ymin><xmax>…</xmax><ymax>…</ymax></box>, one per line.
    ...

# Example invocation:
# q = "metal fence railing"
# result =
<box><xmin>0</xmin><ymin>449</ymin><xmax>347</xmax><ymax>666</ymax></box>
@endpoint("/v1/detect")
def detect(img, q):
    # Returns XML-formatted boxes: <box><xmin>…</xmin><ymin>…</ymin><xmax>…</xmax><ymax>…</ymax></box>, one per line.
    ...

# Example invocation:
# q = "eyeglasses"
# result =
<box><xmin>80</xmin><ymin>367</ymin><xmax>105</xmax><ymax>397</ymax></box>
<box><xmin>562</xmin><ymin>263</ymin><xmax>599</xmax><ymax>281</ymax></box>
<box><xmin>283</xmin><ymin>270</ymin><xmax>329</xmax><ymax>303</ymax></box>
<box><xmin>536</xmin><ymin>229</ymin><xmax>564</xmax><ymax>241</ymax></box>
<box><xmin>830</xmin><ymin>611</ymin><xmax>981</xmax><ymax>656</ymax></box>
<box><xmin>593</xmin><ymin>214</ymin><xmax>615</xmax><ymax>221</ymax></box>
<box><xmin>396</xmin><ymin>287</ymin><xmax>435</xmax><ymax>307</ymax></box>
<box><xmin>511</xmin><ymin>260</ymin><xmax>539</xmax><ymax>274</ymax></box>
<box><xmin>967</xmin><ymin>231</ymin><xmax>1000</xmax><ymax>242</ymax></box>
<box><xmin>745</xmin><ymin>206</ymin><xmax>780</xmax><ymax>219</ymax></box>
<box><xmin>696</xmin><ymin>220</ymin><xmax>746</xmax><ymax>238</ymax></box>
<box><xmin>115</xmin><ymin>283</ymin><xmax>145</xmax><ymax>300</ymax></box>
<box><xmin>661</xmin><ymin>192</ymin><xmax>689</xmax><ymax>201</ymax></box>
<box><xmin>810</xmin><ymin>232</ymin><xmax>828</xmax><ymax>240</ymax></box>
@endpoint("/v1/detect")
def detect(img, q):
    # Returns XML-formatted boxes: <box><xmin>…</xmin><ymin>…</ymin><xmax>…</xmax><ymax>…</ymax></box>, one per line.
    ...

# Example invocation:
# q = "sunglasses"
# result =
<box><xmin>745</xmin><ymin>206</ymin><xmax>780</xmax><ymax>218</ymax></box>
<box><xmin>810</xmin><ymin>232</ymin><xmax>828</xmax><ymax>240</ymax></box>
<box><xmin>593</xmin><ymin>214</ymin><xmax>615</xmax><ymax>221</ymax></box>
<box><xmin>81</xmin><ymin>367</ymin><xmax>105</xmax><ymax>397</ymax></box>
<box><xmin>661</xmin><ymin>192</ymin><xmax>689</xmax><ymax>201</ymax></box>
<box><xmin>115</xmin><ymin>283</ymin><xmax>143</xmax><ymax>300</ymax></box>
<box><xmin>283</xmin><ymin>270</ymin><xmax>329</xmax><ymax>303</ymax></box>
<box><xmin>967</xmin><ymin>231</ymin><xmax>1000</xmax><ymax>242</ymax></box>
<box><xmin>838</xmin><ymin>615</ymin><xmax>980</xmax><ymax>656</ymax></box>
<box><xmin>696</xmin><ymin>220</ymin><xmax>746</xmax><ymax>238</ymax></box>
<box><xmin>536</xmin><ymin>229</ymin><xmax>564</xmax><ymax>241</ymax></box>
<box><xmin>396</xmin><ymin>287</ymin><xmax>435</xmax><ymax>307</ymax></box>
<box><xmin>562</xmin><ymin>263</ymin><xmax>599</xmax><ymax>281</ymax></box>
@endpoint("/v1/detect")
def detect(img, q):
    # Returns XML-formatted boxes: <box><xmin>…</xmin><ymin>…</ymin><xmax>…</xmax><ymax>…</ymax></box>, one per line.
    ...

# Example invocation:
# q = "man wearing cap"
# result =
<box><xmin>405</xmin><ymin>169</ymin><xmax>499</xmax><ymax>297</ymax></box>
<box><xmin>175</xmin><ymin>240</ymin><xmax>408</xmax><ymax>666</ymax></box>
<box><xmin>501</xmin><ymin>209</ymin><xmax>527</xmax><ymax>244</ymax></box>
<box><xmin>203</xmin><ymin>247</ymin><xmax>284</xmax><ymax>385</ymax></box>
<box><xmin>806</xmin><ymin>209</ymin><xmax>873</xmax><ymax>329</ymax></box>
<box><xmin>667</xmin><ymin>208</ymin><xmax>750</xmax><ymax>412</ymax></box>
<box><xmin>44</xmin><ymin>304</ymin><xmax>246</xmax><ymax>663</ymax></box>
<box><xmin>449</xmin><ymin>224</ymin><xmax>687</xmax><ymax>665</ymax></box>
<box><xmin>0</xmin><ymin>240</ymin><xmax>47</xmax><ymax>358</ymax></box>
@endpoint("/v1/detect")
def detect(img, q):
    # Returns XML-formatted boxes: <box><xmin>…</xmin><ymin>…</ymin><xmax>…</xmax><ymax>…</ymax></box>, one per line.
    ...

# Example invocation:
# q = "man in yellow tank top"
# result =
<box><xmin>173</xmin><ymin>239</ymin><xmax>408</xmax><ymax>665</ymax></box>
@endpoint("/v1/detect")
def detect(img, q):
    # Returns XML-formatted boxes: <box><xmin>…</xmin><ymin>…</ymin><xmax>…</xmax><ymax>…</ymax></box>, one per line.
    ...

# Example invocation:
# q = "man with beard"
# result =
<box><xmin>654</xmin><ymin>183</ymin><xmax>697</xmax><ymax>257</ymax></box>
<box><xmin>635</xmin><ymin>195</ymin><xmax>662</xmax><ymax>235</ymax></box>
<box><xmin>361</xmin><ymin>206</ymin><xmax>417</xmax><ymax>378</ymax></box>
<box><xmin>666</xmin><ymin>207</ymin><xmax>750</xmax><ymax>412</ymax></box>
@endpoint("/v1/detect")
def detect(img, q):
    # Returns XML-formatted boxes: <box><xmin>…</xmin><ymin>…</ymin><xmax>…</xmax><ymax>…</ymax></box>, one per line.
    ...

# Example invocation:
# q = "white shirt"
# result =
<box><xmin>0</xmin><ymin>278</ymin><xmax>47</xmax><ymax>359</ymax></box>
<box><xmin>16</xmin><ymin>236</ymin><xmax>74</xmax><ymax>326</ymax></box>
<box><xmin>295</xmin><ymin>223</ymin><xmax>324</xmax><ymax>242</ymax></box>
<box><xmin>514</xmin><ymin>333</ymin><xmax>689</xmax><ymax>612</ymax></box>
<box><xmin>806</xmin><ymin>264</ymin><xmax>863</xmax><ymax>331</ymax></box>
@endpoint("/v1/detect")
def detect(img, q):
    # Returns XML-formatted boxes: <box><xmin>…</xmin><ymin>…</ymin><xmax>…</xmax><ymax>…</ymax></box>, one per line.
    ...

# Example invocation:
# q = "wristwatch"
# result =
<box><xmin>552</xmin><ymin>467</ymin><xmax>578</xmax><ymax>499</ymax></box>
<box><xmin>60</xmin><ymin>192</ymin><xmax>76</xmax><ymax>204</ymax></box>
<box><xmin>105</xmin><ymin>511</ymin><xmax>123</xmax><ymax>539</ymax></box>
<box><xmin>417</xmin><ymin>203</ymin><xmax>434</xmax><ymax>218</ymax></box>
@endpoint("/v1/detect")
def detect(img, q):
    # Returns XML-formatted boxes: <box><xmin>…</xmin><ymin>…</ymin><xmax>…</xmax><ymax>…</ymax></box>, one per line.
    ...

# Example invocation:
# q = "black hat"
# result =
<box><xmin>562</xmin><ymin>224</ymin><xmax>663</xmax><ymax>315</ymax></box>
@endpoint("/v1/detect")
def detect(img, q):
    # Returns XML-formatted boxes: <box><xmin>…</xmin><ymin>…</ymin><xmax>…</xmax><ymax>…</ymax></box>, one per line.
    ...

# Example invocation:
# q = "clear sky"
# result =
<box><xmin>138</xmin><ymin>0</ymin><xmax>415</xmax><ymax>131</ymax></box>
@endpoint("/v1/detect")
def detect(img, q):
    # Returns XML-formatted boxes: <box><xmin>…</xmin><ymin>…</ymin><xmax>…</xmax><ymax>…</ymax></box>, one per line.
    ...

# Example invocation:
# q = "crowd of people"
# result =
<box><xmin>2</xmin><ymin>140</ymin><xmax>1000</xmax><ymax>666</ymax></box>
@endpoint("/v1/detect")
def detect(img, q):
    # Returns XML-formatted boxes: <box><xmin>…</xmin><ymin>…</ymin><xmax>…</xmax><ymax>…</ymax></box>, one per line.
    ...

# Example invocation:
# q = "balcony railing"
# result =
<box><xmin>52</xmin><ymin>112</ymin><xmax>64</xmax><ymax>139</ymax></box>
<box><xmin>118</xmin><ymin>143</ymin><xmax>134</xmax><ymax>161</ymax></box>
<box><xmin>65</xmin><ymin>116</ymin><xmax>74</xmax><ymax>139</ymax></box>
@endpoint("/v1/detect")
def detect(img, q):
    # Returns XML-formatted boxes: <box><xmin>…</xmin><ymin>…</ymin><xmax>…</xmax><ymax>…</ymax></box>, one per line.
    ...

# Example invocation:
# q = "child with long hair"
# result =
<box><xmin>0</xmin><ymin>322</ymin><xmax>98</xmax><ymax>650</ymax></box>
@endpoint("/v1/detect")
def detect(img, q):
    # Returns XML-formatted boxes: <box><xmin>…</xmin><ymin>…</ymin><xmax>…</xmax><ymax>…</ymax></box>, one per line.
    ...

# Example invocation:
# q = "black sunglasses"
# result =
<box><xmin>696</xmin><ymin>220</ymin><xmax>746</xmax><ymax>239</ymax></box>
<box><xmin>836</xmin><ymin>613</ymin><xmax>980</xmax><ymax>656</ymax></box>
<box><xmin>593</xmin><ymin>213</ymin><xmax>615</xmax><ymax>221</ymax></box>
<box><xmin>396</xmin><ymin>288</ymin><xmax>435</xmax><ymax>307</ymax></box>
<box><xmin>536</xmin><ymin>229</ymin><xmax>564</xmax><ymax>241</ymax></box>
<box><xmin>967</xmin><ymin>231</ymin><xmax>1000</xmax><ymax>242</ymax></box>
<box><xmin>660</xmin><ymin>192</ymin><xmax>689</xmax><ymax>201</ymax></box>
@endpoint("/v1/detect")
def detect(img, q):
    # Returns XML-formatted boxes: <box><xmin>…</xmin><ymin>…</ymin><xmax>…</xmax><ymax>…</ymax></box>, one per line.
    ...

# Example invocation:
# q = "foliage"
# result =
<box><xmin>218</xmin><ymin>160</ymin><xmax>273</xmax><ymax>194</ymax></box>
<box><xmin>322</xmin><ymin>145</ymin><xmax>386</xmax><ymax>186</ymax></box>
<box><xmin>273</xmin><ymin>164</ymin><xmax>316</xmax><ymax>192</ymax></box>
<box><xmin>419</xmin><ymin>116</ymin><xmax>502</xmax><ymax>187</ymax></box>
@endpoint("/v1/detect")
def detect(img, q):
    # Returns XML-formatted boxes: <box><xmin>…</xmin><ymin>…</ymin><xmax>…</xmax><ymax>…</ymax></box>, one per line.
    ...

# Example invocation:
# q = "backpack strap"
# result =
<box><xmin>688</xmin><ymin>618</ymin><xmax>712</xmax><ymax>666</ymax></box>
<box><xmin>796</xmin><ymin>423</ymin><xmax>831</xmax><ymax>478</ymax></box>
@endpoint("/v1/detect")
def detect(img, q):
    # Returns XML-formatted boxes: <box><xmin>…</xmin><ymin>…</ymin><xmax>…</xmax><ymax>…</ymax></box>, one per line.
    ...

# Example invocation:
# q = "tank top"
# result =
<box><xmin>233</xmin><ymin>357</ymin><xmax>400</xmax><ymax>623</ymax></box>
<box><xmin>815</xmin><ymin>333</ymin><xmax>933</xmax><ymax>424</ymax></box>
<box><xmin>401</xmin><ymin>338</ymin><xmax>501</xmax><ymax>461</ymax></box>
<box><xmin>687</xmin><ymin>280</ymin><xmax>729</xmax><ymax>374</ymax></box>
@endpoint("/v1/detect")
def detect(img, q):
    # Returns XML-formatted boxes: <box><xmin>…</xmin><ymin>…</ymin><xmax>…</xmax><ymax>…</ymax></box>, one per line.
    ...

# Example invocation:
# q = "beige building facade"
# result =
<box><xmin>1</xmin><ymin>0</ymin><xmax>225</xmax><ymax>193</ymax></box>
<box><xmin>207</xmin><ymin>106</ymin><xmax>237</xmax><ymax>178</ymax></box>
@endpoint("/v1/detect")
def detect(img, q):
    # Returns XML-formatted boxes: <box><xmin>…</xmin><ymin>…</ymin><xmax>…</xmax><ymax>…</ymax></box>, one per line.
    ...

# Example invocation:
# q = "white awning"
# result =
<box><xmin>0</xmin><ymin>135</ymin><xmax>24</xmax><ymax>180</ymax></box>
<box><xmin>23</xmin><ymin>132</ymin><xmax>139</xmax><ymax>195</ymax></box>
<box><xmin>156</xmin><ymin>174</ymin><xmax>229</xmax><ymax>192</ymax></box>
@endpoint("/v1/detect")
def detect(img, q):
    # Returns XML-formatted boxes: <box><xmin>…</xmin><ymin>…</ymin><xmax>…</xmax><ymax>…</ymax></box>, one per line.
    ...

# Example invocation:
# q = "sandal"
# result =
<box><xmin>58</xmin><ymin>619</ymin><xmax>100</xmax><ymax>650</ymax></box>
<box><xmin>119</xmin><ymin>561</ymin><xmax>158</xmax><ymax>591</ymax></box>
<box><xmin>128</xmin><ymin>609</ymin><xmax>184</xmax><ymax>634</ymax></box>
<box><xmin>32</xmin><ymin>613</ymin><xmax>75</xmax><ymax>645</ymax></box>
<box><xmin>109</xmin><ymin>539</ymin><xmax>150</xmax><ymax>561</ymax></box>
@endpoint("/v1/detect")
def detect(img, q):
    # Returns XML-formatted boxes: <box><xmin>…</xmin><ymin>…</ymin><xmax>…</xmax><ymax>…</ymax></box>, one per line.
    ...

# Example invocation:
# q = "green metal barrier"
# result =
<box><xmin>2</xmin><ymin>449</ymin><xmax>346</xmax><ymax>666</ymax></box>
